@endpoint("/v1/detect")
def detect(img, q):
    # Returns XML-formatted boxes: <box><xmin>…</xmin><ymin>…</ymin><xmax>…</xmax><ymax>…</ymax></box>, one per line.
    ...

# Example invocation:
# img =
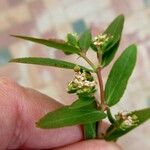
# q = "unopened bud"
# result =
<box><xmin>74</xmin><ymin>65</ymin><xmax>81</xmax><ymax>72</ymax></box>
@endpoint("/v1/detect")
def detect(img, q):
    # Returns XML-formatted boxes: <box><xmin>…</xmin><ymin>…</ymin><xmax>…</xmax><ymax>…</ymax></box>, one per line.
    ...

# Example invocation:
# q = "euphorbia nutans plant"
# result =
<box><xmin>10</xmin><ymin>14</ymin><xmax>150</xmax><ymax>142</ymax></box>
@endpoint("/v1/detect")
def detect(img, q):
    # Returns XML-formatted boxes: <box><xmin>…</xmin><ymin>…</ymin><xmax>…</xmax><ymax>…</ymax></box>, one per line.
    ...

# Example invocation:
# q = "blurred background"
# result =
<box><xmin>0</xmin><ymin>0</ymin><xmax>150</xmax><ymax>149</ymax></box>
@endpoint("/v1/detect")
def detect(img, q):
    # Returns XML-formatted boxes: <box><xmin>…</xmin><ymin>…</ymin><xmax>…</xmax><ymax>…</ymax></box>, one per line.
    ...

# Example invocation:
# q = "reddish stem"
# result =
<box><xmin>97</xmin><ymin>67</ymin><xmax>105</xmax><ymax>107</ymax></box>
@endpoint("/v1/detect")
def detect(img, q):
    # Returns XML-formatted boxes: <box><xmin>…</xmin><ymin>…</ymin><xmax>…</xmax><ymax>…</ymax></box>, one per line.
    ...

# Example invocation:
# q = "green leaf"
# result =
<box><xmin>78</xmin><ymin>29</ymin><xmax>92</xmax><ymax>51</ymax></box>
<box><xmin>90</xmin><ymin>43</ymin><xmax>98</xmax><ymax>52</ymax></box>
<box><xmin>9</xmin><ymin>57</ymin><xmax>93</xmax><ymax>72</ymax></box>
<box><xmin>103</xmin><ymin>35</ymin><xmax>120</xmax><ymax>53</ymax></box>
<box><xmin>69</xmin><ymin>97</ymin><xmax>96</xmax><ymax>109</ymax></box>
<box><xmin>11</xmin><ymin>35</ymin><xmax>80</xmax><ymax>54</ymax></box>
<box><xmin>36</xmin><ymin>106</ymin><xmax>106</xmax><ymax>128</ymax></box>
<box><xmin>84</xmin><ymin>123</ymin><xmax>97</xmax><ymax>139</ymax></box>
<box><xmin>105</xmin><ymin>108</ymin><xmax>150</xmax><ymax>141</ymax></box>
<box><xmin>70</xmin><ymin>97</ymin><xmax>97</xmax><ymax>139</ymax></box>
<box><xmin>105</xmin><ymin>44</ymin><xmax>137</xmax><ymax>106</ymax></box>
<box><xmin>102</xmin><ymin>14</ymin><xmax>125</xmax><ymax>67</ymax></box>
<box><xmin>67</xmin><ymin>33</ymin><xmax>78</xmax><ymax>46</ymax></box>
<box><xmin>66</xmin><ymin>97</ymin><xmax>98</xmax><ymax>140</ymax></box>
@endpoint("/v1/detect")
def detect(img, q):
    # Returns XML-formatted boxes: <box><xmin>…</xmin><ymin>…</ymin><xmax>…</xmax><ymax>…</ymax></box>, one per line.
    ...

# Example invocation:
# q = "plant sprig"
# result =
<box><xmin>10</xmin><ymin>14</ymin><xmax>150</xmax><ymax>142</ymax></box>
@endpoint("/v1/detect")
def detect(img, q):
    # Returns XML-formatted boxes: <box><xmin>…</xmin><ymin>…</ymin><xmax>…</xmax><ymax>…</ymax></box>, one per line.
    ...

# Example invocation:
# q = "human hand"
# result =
<box><xmin>0</xmin><ymin>77</ymin><xmax>122</xmax><ymax>150</ymax></box>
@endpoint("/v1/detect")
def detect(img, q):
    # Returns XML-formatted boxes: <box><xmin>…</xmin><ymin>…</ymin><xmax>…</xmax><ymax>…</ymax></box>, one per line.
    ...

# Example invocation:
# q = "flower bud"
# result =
<box><xmin>74</xmin><ymin>65</ymin><xmax>81</xmax><ymax>72</ymax></box>
<box><xmin>67</xmin><ymin>82</ymin><xmax>78</xmax><ymax>93</ymax></box>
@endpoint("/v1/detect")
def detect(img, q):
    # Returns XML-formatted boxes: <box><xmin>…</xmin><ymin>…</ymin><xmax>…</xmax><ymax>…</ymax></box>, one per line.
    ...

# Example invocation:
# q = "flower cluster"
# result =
<box><xmin>70</xmin><ymin>32</ymin><xmax>78</xmax><ymax>39</ymax></box>
<box><xmin>115</xmin><ymin>111</ymin><xmax>139</xmax><ymax>130</ymax></box>
<box><xmin>67</xmin><ymin>66</ymin><xmax>96</xmax><ymax>97</ymax></box>
<box><xmin>93</xmin><ymin>34</ymin><xmax>113</xmax><ymax>51</ymax></box>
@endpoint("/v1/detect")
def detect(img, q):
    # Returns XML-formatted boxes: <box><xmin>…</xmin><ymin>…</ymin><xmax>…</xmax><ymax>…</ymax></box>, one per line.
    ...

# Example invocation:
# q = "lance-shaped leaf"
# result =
<box><xmin>36</xmin><ymin>106</ymin><xmax>106</xmax><ymax>128</ymax></box>
<box><xmin>67</xmin><ymin>33</ymin><xmax>78</xmax><ymax>46</ymax></box>
<box><xmin>70</xmin><ymin>97</ymin><xmax>97</xmax><ymax>139</ymax></box>
<box><xmin>11</xmin><ymin>35</ymin><xmax>80</xmax><ymax>54</ymax></box>
<box><xmin>105</xmin><ymin>44</ymin><xmax>137</xmax><ymax>106</ymax></box>
<box><xmin>78</xmin><ymin>29</ymin><xmax>92</xmax><ymax>52</ymax></box>
<box><xmin>69</xmin><ymin>97</ymin><xmax>97</xmax><ymax>139</ymax></box>
<box><xmin>69</xmin><ymin>96</ymin><xmax>96</xmax><ymax>109</ymax></box>
<box><xmin>102</xmin><ymin>14</ymin><xmax>125</xmax><ymax>67</ymax></box>
<box><xmin>9</xmin><ymin>57</ymin><xmax>93</xmax><ymax>72</ymax></box>
<box><xmin>105</xmin><ymin>107</ymin><xmax>150</xmax><ymax>141</ymax></box>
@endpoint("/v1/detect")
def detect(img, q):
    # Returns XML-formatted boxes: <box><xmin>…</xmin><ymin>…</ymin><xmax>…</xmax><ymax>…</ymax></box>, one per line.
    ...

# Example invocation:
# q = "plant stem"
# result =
<box><xmin>97</xmin><ymin>67</ymin><xmax>105</xmax><ymax>107</ymax></box>
<box><xmin>104</xmin><ymin>125</ymin><xmax>118</xmax><ymax>140</ymax></box>
<box><xmin>84</xmin><ymin>123</ymin><xmax>97</xmax><ymax>139</ymax></box>
<box><xmin>96</xmin><ymin>66</ymin><xmax>106</xmax><ymax>139</ymax></box>
<box><xmin>107</xmin><ymin>108</ymin><xmax>116</xmax><ymax>124</ymax></box>
<box><xmin>80</xmin><ymin>52</ymin><xmax>96</xmax><ymax>72</ymax></box>
<box><xmin>80</xmin><ymin>51</ymin><xmax>106</xmax><ymax>139</ymax></box>
<box><xmin>96</xmin><ymin>121</ymin><xmax>105</xmax><ymax>139</ymax></box>
<box><xmin>97</xmin><ymin>49</ymin><xmax>102</xmax><ymax>63</ymax></box>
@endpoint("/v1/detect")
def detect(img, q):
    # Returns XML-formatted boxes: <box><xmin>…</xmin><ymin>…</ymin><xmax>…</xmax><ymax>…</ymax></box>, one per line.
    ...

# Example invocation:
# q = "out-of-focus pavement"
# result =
<box><xmin>0</xmin><ymin>0</ymin><xmax>150</xmax><ymax>149</ymax></box>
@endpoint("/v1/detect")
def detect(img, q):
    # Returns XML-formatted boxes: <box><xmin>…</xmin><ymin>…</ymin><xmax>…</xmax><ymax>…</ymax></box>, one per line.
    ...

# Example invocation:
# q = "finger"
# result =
<box><xmin>0</xmin><ymin>77</ymin><xmax>83</xmax><ymax>149</ymax></box>
<box><xmin>55</xmin><ymin>140</ymin><xmax>122</xmax><ymax>150</ymax></box>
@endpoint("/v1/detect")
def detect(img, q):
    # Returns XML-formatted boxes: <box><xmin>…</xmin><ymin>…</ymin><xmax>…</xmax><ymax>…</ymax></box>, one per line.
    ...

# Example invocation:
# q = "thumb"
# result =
<box><xmin>0</xmin><ymin>77</ymin><xmax>82</xmax><ymax>149</ymax></box>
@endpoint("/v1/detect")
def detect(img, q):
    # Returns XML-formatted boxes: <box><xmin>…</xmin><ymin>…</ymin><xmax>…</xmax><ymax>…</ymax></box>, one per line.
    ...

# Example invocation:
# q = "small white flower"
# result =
<box><xmin>74</xmin><ymin>79</ymin><xmax>79</xmax><ymax>84</ymax></box>
<box><xmin>72</xmin><ymin>32</ymin><xmax>78</xmax><ymax>38</ymax></box>
<box><xmin>94</xmin><ymin>36</ymin><xmax>98</xmax><ymax>40</ymax></box>
<box><xmin>90</xmin><ymin>81</ymin><xmax>97</xmax><ymax>86</ymax></box>
<box><xmin>117</xmin><ymin>111</ymin><xmax>128</xmax><ymax>120</ymax></box>
<box><xmin>127</xmin><ymin>116</ymin><xmax>133</xmax><ymax>122</ymax></box>
<box><xmin>84</xmin><ymin>80</ymin><xmax>90</xmax><ymax>86</ymax></box>
<box><xmin>93</xmin><ymin>33</ymin><xmax>113</xmax><ymax>47</ymax></box>
<box><xmin>124</xmin><ymin>120</ymin><xmax>132</xmax><ymax>126</ymax></box>
<box><xmin>98</xmin><ymin>34</ymin><xmax>107</xmax><ymax>39</ymax></box>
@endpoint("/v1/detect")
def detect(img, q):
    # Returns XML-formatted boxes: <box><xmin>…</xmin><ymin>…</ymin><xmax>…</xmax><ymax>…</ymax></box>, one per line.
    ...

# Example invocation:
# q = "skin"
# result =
<box><xmin>0</xmin><ymin>77</ymin><xmax>122</xmax><ymax>150</ymax></box>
